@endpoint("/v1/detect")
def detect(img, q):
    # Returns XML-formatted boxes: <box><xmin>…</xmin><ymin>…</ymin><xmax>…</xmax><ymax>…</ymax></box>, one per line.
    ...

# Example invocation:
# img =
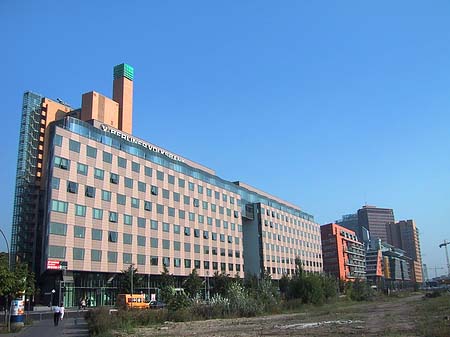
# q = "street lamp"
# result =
<box><xmin>50</xmin><ymin>289</ymin><xmax>55</xmax><ymax>307</ymax></box>
<box><xmin>0</xmin><ymin>228</ymin><xmax>10</xmax><ymax>270</ymax></box>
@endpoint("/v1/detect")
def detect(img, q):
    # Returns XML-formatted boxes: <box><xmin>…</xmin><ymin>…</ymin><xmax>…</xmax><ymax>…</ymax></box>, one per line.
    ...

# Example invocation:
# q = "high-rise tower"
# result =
<box><xmin>113</xmin><ymin>63</ymin><xmax>134</xmax><ymax>134</ymax></box>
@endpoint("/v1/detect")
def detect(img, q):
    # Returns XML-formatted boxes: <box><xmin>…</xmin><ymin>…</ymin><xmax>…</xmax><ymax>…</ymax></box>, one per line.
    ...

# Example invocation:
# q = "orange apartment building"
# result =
<box><xmin>320</xmin><ymin>223</ymin><xmax>366</xmax><ymax>281</ymax></box>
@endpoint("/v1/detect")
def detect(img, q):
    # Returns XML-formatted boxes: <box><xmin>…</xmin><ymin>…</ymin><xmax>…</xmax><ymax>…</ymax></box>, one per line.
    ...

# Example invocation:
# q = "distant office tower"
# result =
<box><xmin>386</xmin><ymin>220</ymin><xmax>423</xmax><ymax>283</ymax></box>
<box><xmin>422</xmin><ymin>263</ymin><xmax>428</xmax><ymax>281</ymax></box>
<box><xmin>357</xmin><ymin>205</ymin><xmax>394</xmax><ymax>242</ymax></box>
<box><xmin>320</xmin><ymin>223</ymin><xmax>365</xmax><ymax>281</ymax></box>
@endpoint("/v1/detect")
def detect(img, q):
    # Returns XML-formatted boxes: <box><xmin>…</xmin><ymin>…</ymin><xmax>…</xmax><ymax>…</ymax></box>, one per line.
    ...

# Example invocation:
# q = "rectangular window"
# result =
<box><xmin>94</xmin><ymin>168</ymin><xmax>104</xmax><ymax>180</ymax></box>
<box><xmin>194</xmin><ymin>260</ymin><xmax>201</xmax><ymax>269</ymax></box>
<box><xmin>108</xmin><ymin>231</ymin><xmax>118</xmax><ymax>243</ymax></box>
<box><xmin>144</xmin><ymin>166</ymin><xmax>152</xmax><ymax>177</ymax></box>
<box><xmin>173</xmin><ymin>192</ymin><xmax>180</xmax><ymax>202</ymax></box>
<box><xmin>73</xmin><ymin>248</ymin><xmax>85</xmax><ymax>260</ymax></box>
<box><xmin>67</xmin><ymin>181</ymin><xmax>78</xmax><ymax>194</ymax></box>
<box><xmin>163</xmin><ymin>257</ymin><xmax>170</xmax><ymax>267</ymax></box>
<box><xmin>184</xmin><ymin>227</ymin><xmax>190</xmax><ymax>236</ymax></box>
<box><xmin>197</xmin><ymin>185</ymin><xmax>203</xmax><ymax>194</ymax></box>
<box><xmin>213</xmin><ymin>262</ymin><xmax>218</xmax><ymax>270</ymax></box>
<box><xmin>204</xmin><ymin>261</ymin><xmax>210</xmax><ymax>270</ymax></box>
<box><xmin>222</xmin><ymin>194</ymin><xmax>227</xmax><ymax>202</ymax></box>
<box><xmin>204</xmin><ymin>246</ymin><xmax>210</xmax><ymax>254</ymax></box>
<box><xmin>102</xmin><ymin>190</ymin><xmax>111</xmax><ymax>201</ymax></box>
<box><xmin>138</xmin><ymin>217</ymin><xmax>146</xmax><ymax>228</ymax></box>
<box><xmin>49</xmin><ymin>222</ymin><xmax>67</xmax><ymax>236</ymax></box>
<box><xmin>163</xmin><ymin>189</ymin><xmax>170</xmax><ymax>199</ymax></box>
<box><xmin>234</xmin><ymin>210</ymin><xmax>239</xmax><ymax>218</ymax></box>
<box><xmin>178</xmin><ymin>178</ymin><xmax>185</xmax><ymax>188</ymax></box>
<box><xmin>124</xmin><ymin>177</ymin><xmax>133</xmax><ymax>188</ymax></box>
<box><xmin>211</xmin><ymin>204</ymin><xmax>216</xmax><ymax>212</ymax></box>
<box><xmin>206</xmin><ymin>188</ymin><xmax>212</xmax><ymax>197</ymax></box>
<box><xmin>85</xmin><ymin>186</ymin><xmax>95</xmax><ymax>198</ymax></box>
<box><xmin>150</xmin><ymin>256</ymin><xmax>158</xmax><ymax>265</ymax></box>
<box><xmin>174</xmin><ymin>241</ymin><xmax>180</xmax><ymax>251</ymax></box>
<box><xmin>207</xmin><ymin>217</ymin><xmax>213</xmax><ymax>226</ymax></box>
<box><xmin>179</xmin><ymin>210</ymin><xmax>185</xmax><ymax>219</ymax></box>
<box><xmin>48</xmin><ymin>245</ymin><xmax>66</xmax><ymax>258</ymax></box>
<box><xmin>188</xmin><ymin>182</ymin><xmax>195</xmax><ymax>191</ymax></box>
<box><xmin>215</xmin><ymin>191</ymin><xmax>220</xmax><ymax>200</ymax></box>
<box><xmin>223</xmin><ymin>221</ymin><xmax>228</xmax><ymax>229</ymax></box>
<box><xmin>131</xmin><ymin>197</ymin><xmax>139</xmax><ymax>208</ymax></box>
<box><xmin>144</xmin><ymin>201</ymin><xmax>152</xmax><ymax>211</ymax></box>
<box><xmin>137</xmin><ymin>254</ymin><xmax>146</xmax><ymax>265</ymax></box>
<box><xmin>131</xmin><ymin>161</ymin><xmax>140</xmax><ymax>173</ymax></box>
<box><xmin>54</xmin><ymin>134</ymin><xmax>62</xmax><ymax>147</ymax></box>
<box><xmin>220</xmin><ymin>248</ymin><xmax>225</xmax><ymax>257</ymax></box>
<box><xmin>51</xmin><ymin>177</ymin><xmax>60</xmax><ymax>190</ymax></box>
<box><xmin>193</xmin><ymin>198</ymin><xmax>199</xmax><ymax>207</ymax></box>
<box><xmin>184</xmin><ymin>259</ymin><xmax>191</xmax><ymax>268</ymax></box>
<box><xmin>184</xmin><ymin>243</ymin><xmax>191</xmax><ymax>252</ymax></box>
<box><xmin>138</xmin><ymin>182</ymin><xmax>146</xmax><ymax>192</ymax></box>
<box><xmin>157</xmin><ymin>170</ymin><xmax>164</xmax><ymax>181</ymax></box>
<box><xmin>91</xmin><ymin>249</ymin><xmax>102</xmax><ymax>262</ymax></box>
<box><xmin>92</xmin><ymin>229</ymin><xmax>102</xmax><ymax>241</ymax></box>
<box><xmin>183</xmin><ymin>195</ymin><xmax>190</xmax><ymax>205</ymax></box>
<box><xmin>212</xmin><ymin>233</ymin><xmax>217</xmax><ymax>241</ymax></box>
<box><xmin>194</xmin><ymin>229</ymin><xmax>200</xmax><ymax>238</ymax></box>
<box><xmin>228</xmin><ymin>263</ymin><xmax>234</xmax><ymax>271</ymax></box>
<box><xmin>168</xmin><ymin>175</ymin><xmax>175</xmax><ymax>184</ymax></box>
<box><xmin>215</xmin><ymin>219</ymin><xmax>221</xmax><ymax>228</ymax></box>
<box><xmin>202</xmin><ymin>201</ymin><xmax>208</xmax><ymax>210</ymax></box>
<box><xmin>150</xmin><ymin>238</ymin><xmax>158</xmax><ymax>248</ymax></box>
<box><xmin>54</xmin><ymin>156</ymin><xmax>69</xmax><ymax>170</ymax></box>
<box><xmin>110</xmin><ymin>173</ymin><xmax>119</xmax><ymax>184</ymax></box>
<box><xmin>228</xmin><ymin>235</ymin><xmax>233</xmax><ymax>243</ymax></box>
<box><xmin>203</xmin><ymin>231</ymin><xmax>209</xmax><ymax>239</ymax></box>
<box><xmin>69</xmin><ymin>140</ymin><xmax>80</xmax><ymax>153</ymax></box>
<box><xmin>118</xmin><ymin>156</ymin><xmax>127</xmax><ymax>168</ymax></box>
<box><xmin>198</xmin><ymin>215</ymin><xmax>204</xmax><ymax>224</ymax></box>
<box><xmin>75</xmin><ymin>205</ymin><xmax>86</xmax><ymax>216</ymax></box>
<box><xmin>174</xmin><ymin>224</ymin><xmax>180</xmax><ymax>234</ymax></box>
<box><xmin>212</xmin><ymin>247</ymin><xmax>217</xmax><ymax>255</ymax></box>
<box><xmin>86</xmin><ymin>145</ymin><xmax>97</xmax><ymax>158</ymax></box>
<box><xmin>230</xmin><ymin>197</ymin><xmax>235</xmax><ymax>204</ymax></box>
<box><xmin>168</xmin><ymin>207</ymin><xmax>175</xmax><ymax>217</ymax></box>
<box><xmin>123</xmin><ymin>233</ymin><xmax>132</xmax><ymax>245</ymax></box>
<box><xmin>122</xmin><ymin>253</ymin><xmax>132</xmax><ymax>264</ymax></box>
<box><xmin>108</xmin><ymin>251</ymin><xmax>118</xmax><ymax>263</ymax></box>
<box><xmin>109</xmin><ymin>211</ymin><xmax>118</xmax><ymax>223</ymax></box>
<box><xmin>189</xmin><ymin>212</ymin><xmax>195</xmax><ymax>221</ymax></box>
<box><xmin>163</xmin><ymin>222</ymin><xmax>170</xmax><ymax>232</ymax></box>
<box><xmin>151</xmin><ymin>185</ymin><xmax>158</xmax><ymax>195</ymax></box>
<box><xmin>117</xmin><ymin>194</ymin><xmax>126</xmax><ymax>205</ymax></box>
<box><xmin>103</xmin><ymin>151</ymin><xmax>112</xmax><ymax>164</ymax></box>
<box><xmin>219</xmin><ymin>206</ymin><xmax>224</xmax><ymax>215</ymax></box>
<box><xmin>123</xmin><ymin>214</ymin><xmax>132</xmax><ymax>225</ymax></box>
<box><xmin>74</xmin><ymin>226</ymin><xmax>85</xmax><ymax>238</ymax></box>
<box><xmin>157</xmin><ymin>204</ymin><xmax>164</xmax><ymax>214</ymax></box>
<box><xmin>77</xmin><ymin>163</ymin><xmax>88</xmax><ymax>176</ymax></box>
<box><xmin>194</xmin><ymin>244</ymin><xmax>200</xmax><ymax>253</ymax></box>
<box><xmin>151</xmin><ymin>220</ymin><xmax>158</xmax><ymax>230</ymax></box>
<box><xmin>51</xmin><ymin>200</ymin><xmax>68</xmax><ymax>213</ymax></box>
<box><xmin>93</xmin><ymin>208</ymin><xmax>103</xmax><ymax>220</ymax></box>
<box><xmin>174</xmin><ymin>258</ymin><xmax>181</xmax><ymax>267</ymax></box>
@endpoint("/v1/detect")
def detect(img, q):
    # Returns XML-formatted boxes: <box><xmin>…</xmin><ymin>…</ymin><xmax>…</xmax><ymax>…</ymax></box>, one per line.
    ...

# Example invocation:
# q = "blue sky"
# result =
<box><xmin>1</xmin><ymin>0</ymin><xmax>449</xmax><ymax>277</ymax></box>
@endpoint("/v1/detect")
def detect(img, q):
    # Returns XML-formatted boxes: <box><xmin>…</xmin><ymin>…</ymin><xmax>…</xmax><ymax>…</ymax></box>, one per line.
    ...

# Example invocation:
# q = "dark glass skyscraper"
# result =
<box><xmin>357</xmin><ymin>205</ymin><xmax>395</xmax><ymax>242</ymax></box>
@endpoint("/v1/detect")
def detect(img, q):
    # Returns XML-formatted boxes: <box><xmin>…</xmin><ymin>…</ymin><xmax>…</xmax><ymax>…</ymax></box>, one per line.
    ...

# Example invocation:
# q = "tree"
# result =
<box><xmin>183</xmin><ymin>269</ymin><xmax>203</xmax><ymax>299</ymax></box>
<box><xmin>211</xmin><ymin>271</ymin><xmax>231</xmax><ymax>297</ymax></box>
<box><xmin>118</xmin><ymin>264</ymin><xmax>143</xmax><ymax>294</ymax></box>
<box><xmin>160</xmin><ymin>265</ymin><xmax>175</xmax><ymax>303</ymax></box>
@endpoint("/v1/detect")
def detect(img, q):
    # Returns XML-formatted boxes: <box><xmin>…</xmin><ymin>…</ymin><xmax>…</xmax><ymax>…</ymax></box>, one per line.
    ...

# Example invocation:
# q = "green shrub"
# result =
<box><xmin>347</xmin><ymin>279</ymin><xmax>374</xmax><ymax>301</ymax></box>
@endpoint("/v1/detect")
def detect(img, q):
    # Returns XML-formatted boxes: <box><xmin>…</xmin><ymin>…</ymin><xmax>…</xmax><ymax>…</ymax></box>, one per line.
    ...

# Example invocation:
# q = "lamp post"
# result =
<box><xmin>0</xmin><ymin>228</ymin><xmax>10</xmax><ymax>270</ymax></box>
<box><xmin>50</xmin><ymin>289</ymin><xmax>55</xmax><ymax>307</ymax></box>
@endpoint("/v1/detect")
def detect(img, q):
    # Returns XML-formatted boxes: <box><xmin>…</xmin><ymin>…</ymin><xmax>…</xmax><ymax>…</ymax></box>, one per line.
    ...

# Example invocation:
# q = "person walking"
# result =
<box><xmin>59</xmin><ymin>302</ymin><xmax>65</xmax><ymax>320</ymax></box>
<box><xmin>53</xmin><ymin>304</ymin><xmax>61</xmax><ymax>326</ymax></box>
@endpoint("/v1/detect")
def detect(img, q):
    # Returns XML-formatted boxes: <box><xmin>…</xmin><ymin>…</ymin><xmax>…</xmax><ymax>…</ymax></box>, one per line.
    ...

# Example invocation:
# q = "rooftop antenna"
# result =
<box><xmin>438</xmin><ymin>240</ymin><xmax>450</xmax><ymax>277</ymax></box>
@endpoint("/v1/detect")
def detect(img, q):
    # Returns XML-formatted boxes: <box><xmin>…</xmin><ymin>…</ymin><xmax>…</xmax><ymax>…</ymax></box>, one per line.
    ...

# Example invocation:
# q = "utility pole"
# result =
<box><xmin>438</xmin><ymin>240</ymin><xmax>450</xmax><ymax>277</ymax></box>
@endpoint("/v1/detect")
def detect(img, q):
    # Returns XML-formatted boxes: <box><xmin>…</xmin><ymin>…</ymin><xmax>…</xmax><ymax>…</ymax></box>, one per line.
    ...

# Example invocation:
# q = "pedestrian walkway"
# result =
<box><xmin>0</xmin><ymin>313</ymin><xmax>89</xmax><ymax>337</ymax></box>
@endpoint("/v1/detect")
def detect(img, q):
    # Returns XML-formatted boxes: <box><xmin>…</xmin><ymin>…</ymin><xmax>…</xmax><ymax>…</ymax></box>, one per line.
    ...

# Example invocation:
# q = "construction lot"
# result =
<box><xmin>118</xmin><ymin>292</ymin><xmax>450</xmax><ymax>337</ymax></box>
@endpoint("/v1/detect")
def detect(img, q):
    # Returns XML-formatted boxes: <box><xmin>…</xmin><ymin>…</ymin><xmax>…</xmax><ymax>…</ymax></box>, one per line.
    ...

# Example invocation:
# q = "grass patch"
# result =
<box><xmin>415</xmin><ymin>292</ymin><xmax>450</xmax><ymax>337</ymax></box>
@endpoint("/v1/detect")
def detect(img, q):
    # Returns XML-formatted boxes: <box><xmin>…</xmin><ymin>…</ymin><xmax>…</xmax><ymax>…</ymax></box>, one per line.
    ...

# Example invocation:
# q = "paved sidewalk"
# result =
<box><xmin>0</xmin><ymin>314</ymin><xmax>89</xmax><ymax>337</ymax></box>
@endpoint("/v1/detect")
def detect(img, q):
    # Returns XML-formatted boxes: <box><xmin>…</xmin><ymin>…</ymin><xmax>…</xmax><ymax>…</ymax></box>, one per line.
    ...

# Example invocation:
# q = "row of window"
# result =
<box><xmin>265</xmin><ymin>255</ymin><xmax>322</xmax><ymax>268</ymax></box>
<box><xmin>54</xmin><ymin>177</ymin><xmax>240</xmax><ymax>217</ymax></box>
<box><xmin>261</xmin><ymin>207</ymin><xmax>319</xmax><ymax>233</ymax></box>
<box><xmin>50</xmin><ymin>200</ymin><xmax>242</xmax><ymax>233</ymax></box>
<box><xmin>262</xmin><ymin>230</ymin><xmax>321</xmax><ymax>246</ymax></box>
<box><xmin>48</xmin><ymin>245</ymin><xmax>241</xmax><ymax>272</ymax></box>
<box><xmin>54</xmin><ymin>148</ymin><xmax>239</xmax><ymax>205</ymax></box>
<box><xmin>50</xmin><ymin>222</ymin><xmax>241</xmax><ymax>246</ymax></box>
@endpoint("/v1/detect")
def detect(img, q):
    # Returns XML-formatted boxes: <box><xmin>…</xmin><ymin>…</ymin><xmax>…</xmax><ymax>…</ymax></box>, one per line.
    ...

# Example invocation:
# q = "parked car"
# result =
<box><xmin>149</xmin><ymin>300</ymin><xmax>166</xmax><ymax>309</ymax></box>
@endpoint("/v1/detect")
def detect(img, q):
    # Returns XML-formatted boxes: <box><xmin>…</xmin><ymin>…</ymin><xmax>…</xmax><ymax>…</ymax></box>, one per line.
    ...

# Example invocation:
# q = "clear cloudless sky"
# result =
<box><xmin>0</xmin><ymin>0</ymin><xmax>449</xmax><ymax>278</ymax></box>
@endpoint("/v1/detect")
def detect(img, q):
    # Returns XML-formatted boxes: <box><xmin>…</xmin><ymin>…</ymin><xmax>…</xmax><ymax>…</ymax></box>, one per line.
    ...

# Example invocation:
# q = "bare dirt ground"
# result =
<box><xmin>117</xmin><ymin>293</ymin><xmax>450</xmax><ymax>337</ymax></box>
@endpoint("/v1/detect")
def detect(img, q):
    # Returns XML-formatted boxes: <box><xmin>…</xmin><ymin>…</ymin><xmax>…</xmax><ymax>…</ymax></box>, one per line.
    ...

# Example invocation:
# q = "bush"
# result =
<box><xmin>347</xmin><ymin>279</ymin><xmax>374</xmax><ymax>301</ymax></box>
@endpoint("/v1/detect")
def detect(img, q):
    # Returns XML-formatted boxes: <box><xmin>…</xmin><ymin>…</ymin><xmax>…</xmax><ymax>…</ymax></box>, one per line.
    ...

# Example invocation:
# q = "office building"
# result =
<box><xmin>320</xmin><ymin>223</ymin><xmax>365</xmax><ymax>281</ymax></box>
<box><xmin>386</xmin><ymin>220</ymin><xmax>423</xmax><ymax>283</ymax></box>
<box><xmin>11</xmin><ymin>64</ymin><xmax>322</xmax><ymax>307</ymax></box>
<box><xmin>336</xmin><ymin>213</ymin><xmax>370</xmax><ymax>248</ymax></box>
<box><xmin>357</xmin><ymin>205</ymin><xmax>395</xmax><ymax>243</ymax></box>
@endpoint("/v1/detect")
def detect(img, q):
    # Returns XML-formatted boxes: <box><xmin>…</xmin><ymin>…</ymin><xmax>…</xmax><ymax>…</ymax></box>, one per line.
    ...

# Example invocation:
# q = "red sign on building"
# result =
<box><xmin>47</xmin><ymin>260</ymin><xmax>61</xmax><ymax>270</ymax></box>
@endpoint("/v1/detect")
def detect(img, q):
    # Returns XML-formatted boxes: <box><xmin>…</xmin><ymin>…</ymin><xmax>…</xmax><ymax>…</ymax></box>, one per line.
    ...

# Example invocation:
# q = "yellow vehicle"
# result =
<box><xmin>117</xmin><ymin>294</ymin><xmax>149</xmax><ymax>309</ymax></box>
